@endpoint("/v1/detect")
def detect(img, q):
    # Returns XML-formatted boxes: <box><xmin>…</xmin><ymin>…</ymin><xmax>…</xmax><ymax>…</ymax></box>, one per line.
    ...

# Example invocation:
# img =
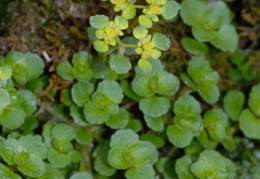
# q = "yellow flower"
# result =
<box><xmin>149</xmin><ymin>5</ymin><xmax>161</xmax><ymax>15</ymax></box>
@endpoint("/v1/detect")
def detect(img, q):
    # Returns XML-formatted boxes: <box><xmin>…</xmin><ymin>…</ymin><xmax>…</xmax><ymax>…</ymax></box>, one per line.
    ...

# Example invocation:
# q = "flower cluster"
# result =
<box><xmin>110</xmin><ymin>0</ymin><xmax>136</xmax><ymax>19</ymax></box>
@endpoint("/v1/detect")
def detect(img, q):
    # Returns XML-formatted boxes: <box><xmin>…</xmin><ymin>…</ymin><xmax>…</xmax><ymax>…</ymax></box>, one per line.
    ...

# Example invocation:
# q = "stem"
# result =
<box><xmin>123</xmin><ymin>44</ymin><xmax>139</xmax><ymax>48</ymax></box>
<box><xmin>104</xmin><ymin>46</ymin><xmax>117</xmax><ymax>56</ymax></box>
<box><xmin>116</xmin><ymin>36</ymin><xmax>122</xmax><ymax>46</ymax></box>
<box><xmin>38</xmin><ymin>101</ymin><xmax>81</xmax><ymax>129</ymax></box>
<box><xmin>133</xmin><ymin>5</ymin><xmax>148</xmax><ymax>9</ymax></box>
<box><xmin>79</xmin><ymin>146</ymin><xmax>93</xmax><ymax>174</ymax></box>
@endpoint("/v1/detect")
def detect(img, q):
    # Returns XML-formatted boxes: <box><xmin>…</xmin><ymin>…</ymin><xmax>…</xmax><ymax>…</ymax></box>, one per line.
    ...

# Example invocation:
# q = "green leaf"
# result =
<box><xmin>0</xmin><ymin>139</ymin><xmax>22</xmax><ymax>165</ymax></box>
<box><xmin>109</xmin><ymin>54</ymin><xmax>131</xmax><ymax>74</ymax></box>
<box><xmin>70</xmin><ymin>172</ymin><xmax>93</xmax><ymax>179</ymax></box>
<box><xmin>5</xmin><ymin>89</ymin><xmax>22</xmax><ymax>110</ymax></box>
<box><xmin>52</xmin><ymin>139</ymin><xmax>73</xmax><ymax>153</ymax></box>
<box><xmin>140</xmin><ymin>134</ymin><xmax>165</xmax><ymax>148</ymax></box>
<box><xmin>70</xmin><ymin>105</ymin><xmax>87</xmax><ymax>126</ymax></box>
<box><xmin>110</xmin><ymin>129</ymin><xmax>139</xmax><ymax>148</ymax></box>
<box><xmin>192</xmin><ymin>23</ymin><xmax>217</xmax><ymax>42</ymax></box>
<box><xmin>175</xmin><ymin>155</ymin><xmax>194</xmax><ymax>179</ymax></box>
<box><xmin>135</xmin><ymin>58</ymin><xmax>164</xmax><ymax>75</ymax></box>
<box><xmin>24</xmin><ymin>52</ymin><xmax>45</xmax><ymax>79</ymax></box>
<box><xmin>108</xmin><ymin>146</ymin><xmax>131</xmax><ymax>169</ymax></box>
<box><xmin>48</xmin><ymin>148</ymin><xmax>71</xmax><ymax>168</ymax></box>
<box><xmin>211</xmin><ymin>24</ymin><xmax>238</xmax><ymax>52</ymax></box>
<box><xmin>94</xmin><ymin>156</ymin><xmax>116</xmax><ymax>177</ymax></box>
<box><xmin>0</xmin><ymin>65</ymin><xmax>12</xmax><ymax>80</ymax></box>
<box><xmin>180</xmin><ymin>0</ymin><xmax>206</xmax><ymax>26</ymax></box>
<box><xmin>139</xmin><ymin>96</ymin><xmax>170</xmax><ymax>117</ymax></box>
<box><xmin>223</xmin><ymin>90</ymin><xmax>245</xmax><ymax>121</ymax></box>
<box><xmin>174</xmin><ymin>114</ymin><xmax>202</xmax><ymax>135</ymax></box>
<box><xmin>152</xmin><ymin>32</ymin><xmax>170</xmax><ymax>51</ymax></box>
<box><xmin>131</xmin><ymin>74</ymin><xmax>155</xmax><ymax>97</ymax></box>
<box><xmin>122</xmin><ymin>5</ymin><xmax>136</xmax><ymax>20</ymax></box>
<box><xmin>114</xmin><ymin>16</ymin><xmax>128</xmax><ymax>29</ymax></box>
<box><xmin>180</xmin><ymin>73</ymin><xmax>197</xmax><ymax>91</ymax></box>
<box><xmin>17</xmin><ymin>154</ymin><xmax>45</xmax><ymax>177</ymax></box>
<box><xmin>127</xmin><ymin>141</ymin><xmax>151</xmax><ymax>166</ymax></box>
<box><xmin>84</xmin><ymin>101</ymin><xmax>110</xmax><ymax>124</ymax></box>
<box><xmin>19</xmin><ymin>135</ymin><xmax>48</xmax><ymax>159</ymax></box>
<box><xmin>75</xmin><ymin>130</ymin><xmax>93</xmax><ymax>145</ymax></box>
<box><xmin>181</xmin><ymin>37</ymin><xmax>209</xmax><ymax>55</ymax></box>
<box><xmin>51</xmin><ymin>123</ymin><xmax>76</xmax><ymax>141</ymax></box>
<box><xmin>151</xmin><ymin>71</ymin><xmax>180</xmax><ymax>96</ymax></box>
<box><xmin>56</xmin><ymin>62</ymin><xmax>74</xmax><ymax>80</ymax></box>
<box><xmin>197</xmin><ymin>129</ymin><xmax>218</xmax><ymax>149</ymax></box>
<box><xmin>0</xmin><ymin>163</ymin><xmax>22</xmax><ymax>179</ymax></box>
<box><xmin>72</xmin><ymin>81</ymin><xmax>94</xmax><ymax>107</ymax></box>
<box><xmin>38</xmin><ymin>163</ymin><xmax>64</xmax><ymax>179</ymax></box>
<box><xmin>93</xmin><ymin>40</ymin><xmax>109</xmax><ymax>53</ymax></box>
<box><xmin>249</xmin><ymin>84</ymin><xmax>260</xmax><ymax>116</ymax></box>
<box><xmin>124</xmin><ymin>119</ymin><xmax>143</xmax><ymax>133</ymax></box>
<box><xmin>239</xmin><ymin>109</ymin><xmax>260</xmax><ymax>139</ymax></box>
<box><xmin>198</xmin><ymin>85</ymin><xmax>220</xmax><ymax>104</ymax></box>
<box><xmin>96</xmin><ymin>80</ymin><xmax>124</xmax><ymax>104</ymax></box>
<box><xmin>138</xmin><ymin>15</ymin><xmax>152</xmax><ymax>29</ymax></box>
<box><xmin>92</xmin><ymin>92</ymin><xmax>119</xmax><ymax>114</ymax></box>
<box><xmin>69</xmin><ymin>150</ymin><xmax>81</xmax><ymax>163</ymax></box>
<box><xmin>90</xmin><ymin>15</ymin><xmax>109</xmax><ymax>29</ymax></box>
<box><xmin>161</xmin><ymin>1</ymin><xmax>180</xmax><ymax>20</ymax></box>
<box><xmin>125</xmin><ymin>164</ymin><xmax>155</xmax><ymax>179</ymax></box>
<box><xmin>138</xmin><ymin>58</ymin><xmax>152</xmax><ymax>74</ymax></box>
<box><xmin>144</xmin><ymin>115</ymin><xmax>164</xmax><ymax>132</ymax></box>
<box><xmin>167</xmin><ymin>124</ymin><xmax>193</xmax><ymax>148</ymax></box>
<box><xmin>121</xmin><ymin>80</ymin><xmax>141</xmax><ymax>101</ymax></box>
<box><xmin>0</xmin><ymin>107</ymin><xmax>25</xmax><ymax>129</ymax></box>
<box><xmin>174</xmin><ymin>95</ymin><xmax>201</xmax><ymax>115</ymax></box>
<box><xmin>18</xmin><ymin>89</ymin><xmax>37</xmax><ymax>117</ymax></box>
<box><xmin>106</xmin><ymin>108</ymin><xmax>130</xmax><ymax>129</ymax></box>
<box><xmin>0</xmin><ymin>88</ymin><xmax>10</xmax><ymax>110</ymax></box>
<box><xmin>92</xmin><ymin>57</ymin><xmax>108</xmax><ymax>79</ymax></box>
<box><xmin>133</xmin><ymin>26</ymin><xmax>148</xmax><ymax>39</ymax></box>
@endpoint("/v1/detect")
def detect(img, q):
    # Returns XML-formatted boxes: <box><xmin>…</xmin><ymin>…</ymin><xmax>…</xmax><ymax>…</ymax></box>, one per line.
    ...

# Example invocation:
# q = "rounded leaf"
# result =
<box><xmin>249</xmin><ymin>84</ymin><xmax>260</xmax><ymax>116</ymax></box>
<box><xmin>110</xmin><ymin>129</ymin><xmax>139</xmax><ymax>148</ymax></box>
<box><xmin>152</xmin><ymin>32</ymin><xmax>170</xmax><ymax>51</ymax></box>
<box><xmin>93</xmin><ymin>40</ymin><xmax>109</xmax><ymax>53</ymax></box>
<box><xmin>109</xmin><ymin>54</ymin><xmax>132</xmax><ymax>74</ymax></box>
<box><xmin>90</xmin><ymin>15</ymin><xmax>109</xmax><ymax>29</ymax></box>
<box><xmin>133</xmin><ymin>26</ymin><xmax>148</xmax><ymax>39</ymax></box>
<box><xmin>161</xmin><ymin>1</ymin><xmax>180</xmax><ymax>20</ymax></box>
<box><xmin>181</xmin><ymin>37</ymin><xmax>209</xmax><ymax>55</ymax></box>
<box><xmin>51</xmin><ymin>123</ymin><xmax>76</xmax><ymax>141</ymax></box>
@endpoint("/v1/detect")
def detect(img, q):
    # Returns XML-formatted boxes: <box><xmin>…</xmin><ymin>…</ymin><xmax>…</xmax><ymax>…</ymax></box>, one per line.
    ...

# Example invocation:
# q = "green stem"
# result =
<box><xmin>123</xmin><ymin>44</ymin><xmax>139</xmax><ymax>48</ymax></box>
<box><xmin>104</xmin><ymin>46</ymin><xmax>117</xmax><ymax>56</ymax></box>
<box><xmin>38</xmin><ymin>101</ymin><xmax>81</xmax><ymax>129</ymax></box>
<box><xmin>133</xmin><ymin>5</ymin><xmax>148</xmax><ymax>9</ymax></box>
<box><xmin>116</xmin><ymin>36</ymin><xmax>122</xmax><ymax>46</ymax></box>
<box><xmin>79</xmin><ymin>146</ymin><xmax>93</xmax><ymax>174</ymax></box>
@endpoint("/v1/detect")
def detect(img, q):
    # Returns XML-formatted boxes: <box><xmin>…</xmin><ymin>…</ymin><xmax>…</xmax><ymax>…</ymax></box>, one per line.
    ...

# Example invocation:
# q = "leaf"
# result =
<box><xmin>181</xmin><ymin>37</ymin><xmax>209</xmax><ymax>55</ymax></box>
<box><xmin>106</xmin><ymin>108</ymin><xmax>130</xmax><ymax>129</ymax></box>
<box><xmin>239</xmin><ymin>109</ymin><xmax>260</xmax><ymax>139</ymax></box>
<box><xmin>18</xmin><ymin>89</ymin><xmax>37</xmax><ymax>117</ymax></box>
<box><xmin>70</xmin><ymin>105</ymin><xmax>87</xmax><ymax>127</ymax></box>
<box><xmin>92</xmin><ymin>57</ymin><xmax>108</xmax><ymax>79</ymax></box>
<box><xmin>135</xmin><ymin>58</ymin><xmax>164</xmax><ymax>75</ymax></box>
<box><xmin>192</xmin><ymin>22</ymin><xmax>217</xmax><ymax>42</ymax></box>
<box><xmin>180</xmin><ymin>73</ymin><xmax>197</xmax><ymax>91</ymax></box>
<box><xmin>96</xmin><ymin>80</ymin><xmax>124</xmax><ymax>104</ymax></box>
<box><xmin>248</xmin><ymin>84</ymin><xmax>260</xmax><ymax>116</ymax></box>
<box><xmin>223</xmin><ymin>90</ymin><xmax>245</xmax><ymax>121</ymax></box>
<box><xmin>70</xmin><ymin>172</ymin><xmax>93</xmax><ymax>179</ymax></box>
<box><xmin>52</xmin><ymin>139</ymin><xmax>73</xmax><ymax>153</ymax></box>
<box><xmin>0</xmin><ymin>65</ymin><xmax>12</xmax><ymax>80</ymax></box>
<box><xmin>75</xmin><ymin>130</ymin><xmax>93</xmax><ymax>145</ymax></box>
<box><xmin>110</xmin><ymin>129</ymin><xmax>139</xmax><ymax>148</ymax></box>
<box><xmin>133</xmin><ymin>26</ymin><xmax>148</xmax><ymax>39</ymax></box>
<box><xmin>90</xmin><ymin>15</ymin><xmax>109</xmax><ymax>29</ymax></box>
<box><xmin>144</xmin><ymin>115</ymin><xmax>164</xmax><ymax>132</ymax></box>
<box><xmin>139</xmin><ymin>96</ymin><xmax>170</xmax><ymax>117</ymax></box>
<box><xmin>109</xmin><ymin>54</ymin><xmax>132</xmax><ymax>74</ymax></box>
<box><xmin>24</xmin><ymin>52</ymin><xmax>45</xmax><ymax>79</ymax></box>
<box><xmin>138</xmin><ymin>58</ymin><xmax>152</xmax><ymax>74</ymax></box>
<box><xmin>152</xmin><ymin>32</ymin><xmax>170</xmax><ymax>51</ymax></box>
<box><xmin>51</xmin><ymin>123</ymin><xmax>76</xmax><ymax>141</ymax></box>
<box><xmin>48</xmin><ymin>148</ymin><xmax>71</xmax><ymax>168</ymax></box>
<box><xmin>108</xmin><ymin>146</ymin><xmax>131</xmax><ymax>169</ymax></box>
<box><xmin>0</xmin><ymin>163</ymin><xmax>22</xmax><ymax>179</ymax></box>
<box><xmin>0</xmin><ymin>139</ymin><xmax>22</xmax><ymax>165</ymax></box>
<box><xmin>127</xmin><ymin>141</ymin><xmax>151</xmax><ymax>166</ymax></box>
<box><xmin>131</xmin><ymin>74</ymin><xmax>155</xmax><ymax>97</ymax></box>
<box><xmin>93</xmin><ymin>40</ymin><xmax>109</xmax><ymax>53</ymax></box>
<box><xmin>151</xmin><ymin>71</ymin><xmax>180</xmax><ymax>96</ymax></box>
<box><xmin>140</xmin><ymin>134</ymin><xmax>165</xmax><ymax>148</ymax></box>
<box><xmin>114</xmin><ymin>16</ymin><xmax>128</xmax><ymax>29</ymax></box>
<box><xmin>197</xmin><ymin>129</ymin><xmax>218</xmax><ymax>149</ymax></box>
<box><xmin>125</xmin><ymin>164</ymin><xmax>155</xmax><ymax>179</ymax></box>
<box><xmin>175</xmin><ymin>155</ymin><xmax>194</xmax><ymax>179</ymax></box>
<box><xmin>122</xmin><ymin>5</ymin><xmax>136</xmax><ymax>20</ymax></box>
<box><xmin>84</xmin><ymin>101</ymin><xmax>110</xmax><ymax>124</ymax></box>
<box><xmin>167</xmin><ymin>124</ymin><xmax>193</xmax><ymax>148</ymax></box>
<box><xmin>37</xmin><ymin>163</ymin><xmax>64</xmax><ymax>179</ymax></box>
<box><xmin>0</xmin><ymin>107</ymin><xmax>25</xmax><ymax>129</ymax></box>
<box><xmin>174</xmin><ymin>95</ymin><xmax>201</xmax><ymax>115</ymax></box>
<box><xmin>94</xmin><ymin>156</ymin><xmax>116</xmax><ymax>177</ymax></box>
<box><xmin>71</xmin><ymin>81</ymin><xmax>94</xmax><ymax>107</ymax></box>
<box><xmin>161</xmin><ymin>1</ymin><xmax>180</xmax><ymax>20</ymax></box>
<box><xmin>92</xmin><ymin>92</ymin><xmax>119</xmax><ymax>114</ymax></box>
<box><xmin>17</xmin><ymin>154</ymin><xmax>45</xmax><ymax>177</ymax></box>
<box><xmin>211</xmin><ymin>24</ymin><xmax>238</xmax><ymax>52</ymax></box>
<box><xmin>138</xmin><ymin>15</ymin><xmax>152</xmax><ymax>29</ymax></box>
<box><xmin>124</xmin><ymin>119</ymin><xmax>143</xmax><ymax>133</ymax></box>
<box><xmin>0</xmin><ymin>88</ymin><xmax>10</xmax><ymax>110</ymax></box>
<box><xmin>56</xmin><ymin>62</ymin><xmax>74</xmax><ymax>80</ymax></box>
<box><xmin>198</xmin><ymin>85</ymin><xmax>220</xmax><ymax>104</ymax></box>
<box><xmin>121</xmin><ymin>80</ymin><xmax>141</xmax><ymax>101</ymax></box>
<box><xmin>19</xmin><ymin>135</ymin><xmax>48</xmax><ymax>160</ymax></box>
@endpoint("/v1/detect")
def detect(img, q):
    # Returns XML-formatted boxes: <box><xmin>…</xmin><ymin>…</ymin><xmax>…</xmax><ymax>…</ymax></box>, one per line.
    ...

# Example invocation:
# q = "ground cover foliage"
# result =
<box><xmin>0</xmin><ymin>0</ymin><xmax>260</xmax><ymax>178</ymax></box>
